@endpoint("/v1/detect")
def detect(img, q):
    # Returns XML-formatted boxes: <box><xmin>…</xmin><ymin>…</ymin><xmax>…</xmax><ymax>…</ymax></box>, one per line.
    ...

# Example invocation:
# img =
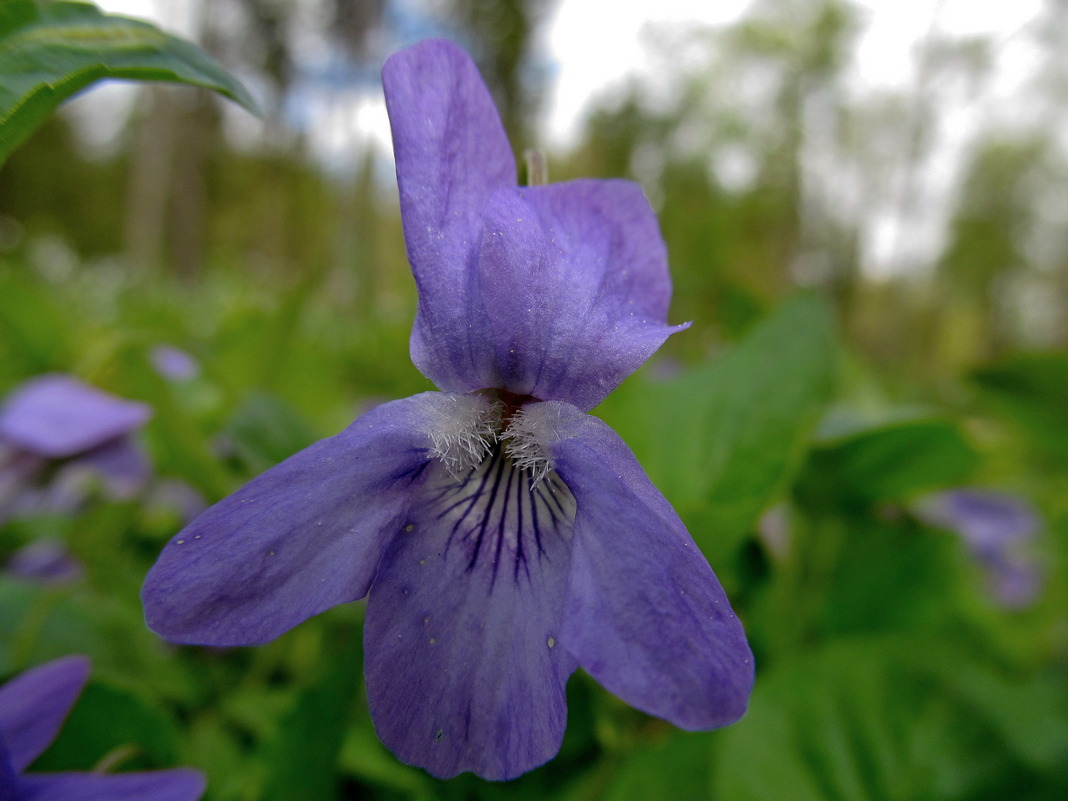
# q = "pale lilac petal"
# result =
<box><xmin>0</xmin><ymin>656</ymin><xmax>89</xmax><ymax>772</ymax></box>
<box><xmin>77</xmin><ymin>437</ymin><xmax>151</xmax><ymax>499</ymax></box>
<box><xmin>478</xmin><ymin>182</ymin><xmax>687</xmax><ymax>410</ymax></box>
<box><xmin>150</xmin><ymin>346</ymin><xmax>200</xmax><ymax>381</ymax></box>
<box><xmin>988</xmin><ymin>555</ymin><xmax>1041</xmax><ymax>608</ymax></box>
<box><xmin>0</xmin><ymin>375</ymin><xmax>150</xmax><ymax>459</ymax></box>
<box><xmin>921</xmin><ymin>489</ymin><xmax>1038</xmax><ymax>557</ymax></box>
<box><xmin>5</xmin><ymin>540</ymin><xmax>84</xmax><ymax>585</ymax></box>
<box><xmin>365</xmin><ymin>454</ymin><xmax>577</xmax><ymax>780</ymax></box>
<box><xmin>530</xmin><ymin>402</ymin><xmax>753</xmax><ymax>729</ymax></box>
<box><xmin>383</xmin><ymin>39</ymin><xmax>516</xmax><ymax>393</ymax></box>
<box><xmin>19</xmin><ymin>768</ymin><xmax>205</xmax><ymax>801</ymax></box>
<box><xmin>142</xmin><ymin>394</ymin><xmax>451</xmax><ymax>646</ymax></box>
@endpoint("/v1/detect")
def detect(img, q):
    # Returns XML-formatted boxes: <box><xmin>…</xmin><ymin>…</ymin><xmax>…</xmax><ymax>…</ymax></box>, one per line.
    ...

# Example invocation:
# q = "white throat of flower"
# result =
<box><xmin>500</xmin><ymin>406</ymin><xmax>552</xmax><ymax>485</ymax></box>
<box><xmin>428</xmin><ymin>393</ymin><xmax>553</xmax><ymax>484</ymax></box>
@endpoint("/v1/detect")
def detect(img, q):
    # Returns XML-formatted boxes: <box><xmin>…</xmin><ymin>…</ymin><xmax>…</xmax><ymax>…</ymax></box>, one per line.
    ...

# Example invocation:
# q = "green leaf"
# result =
<box><xmin>801</xmin><ymin>419</ymin><xmax>980</xmax><ymax>505</ymax></box>
<box><xmin>971</xmin><ymin>352</ymin><xmax>1068</xmax><ymax>466</ymax></box>
<box><xmin>599</xmin><ymin>291</ymin><xmax>837</xmax><ymax>559</ymax></box>
<box><xmin>602</xmin><ymin>730</ymin><xmax>714</xmax><ymax>801</ymax></box>
<box><xmin>259</xmin><ymin>634</ymin><xmax>363</xmax><ymax>801</ymax></box>
<box><xmin>222</xmin><ymin>391</ymin><xmax>320</xmax><ymax>475</ymax></box>
<box><xmin>0</xmin><ymin>0</ymin><xmax>259</xmax><ymax>164</ymax></box>
<box><xmin>712</xmin><ymin>638</ymin><xmax>1067</xmax><ymax>801</ymax></box>
<box><xmin>29</xmin><ymin>680</ymin><xmax>182</xmax><ymax>772</ymax></box>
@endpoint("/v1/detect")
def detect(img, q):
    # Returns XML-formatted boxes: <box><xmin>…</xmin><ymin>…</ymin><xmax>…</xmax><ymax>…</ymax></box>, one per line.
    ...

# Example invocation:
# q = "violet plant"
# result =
<box><xmin>0</xmin><ymin>656</ymin><xmax>204</xmax><ymax>801</ymax></box>
<box><xmin>141</xmin><ymin>39</ymin><xmax>754</xmax><ymax>780</ymax></box>
<box><xmin>0</xmin><ymin>374</ymin><xmax>152</xmax><ymax>523</ymax></box>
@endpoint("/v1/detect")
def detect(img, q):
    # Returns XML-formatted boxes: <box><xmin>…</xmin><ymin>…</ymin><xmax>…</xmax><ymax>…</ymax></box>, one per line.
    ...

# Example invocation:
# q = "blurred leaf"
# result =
<box><xmin>182</xmin><ymin>714</ymin><xmax>249</xmax><ymax>801</ymax></box>
<box><xmin>0</xmin><ymin>270</ymin><xmax>74</xmax><ymax>379</ymax></box>
<box><xmin>30</xmin><ymin>680</ymin><xmax>181</xmax><ymax>771</ymax></box>
<box><xmin>802</xmin><ymin>419</ymin><xmax>979</xmax><ymax>505</ymax></box>
<box><xmin>0</xmin><ymin>0</ymin><xmax>259</xmax><ymax>164</ymax></box>
<box><xmin>340</xmin><ymin>724</ymin><xmax>437</xmax><ymax>799</ymax></box>
<box><xmin>602</xmin><ymin>730</ymin><xmax>714</xmax><ymax>801</ymax></box>
<box><xmin>222</xmin><ymin>391</ymin><xmax>319</xmax><ymax>474</ymax></box>
<box><xmin>818</xmin><ymin>516</ymin><xmax>962</xmax><ymax>636</ymax></box>
<box><xmin>971</xmin><ymin>352</ymin><xmax>1068</xmax><ymax>466</ymax></box>
<box><xmin>259</xmin><ymin>633</ymin><xmax>362</xmax><ymax>801</ymax></box>
<box><xmin>258</xmin><ymin>645</ymin><xmax>363</xmax><ymax>798</ymax></box>
<box><xmin>713</xmin><ymin>638</ymin><xmax>1068</xmax><ymax>801</ymax></box>
<box><xmin>926</xmin><ymin>662</ymin><xmax>1068</xmax><ymax>773</ymax></box>
<box><xmin>0</xmin><ymin>578</ymin><xmax>192</xmax><ymax>699</ymax></box>
<box><xmin>601</xmin><ymin>291</ymin><xmax>837</xmax><ymax>558</ymax></box>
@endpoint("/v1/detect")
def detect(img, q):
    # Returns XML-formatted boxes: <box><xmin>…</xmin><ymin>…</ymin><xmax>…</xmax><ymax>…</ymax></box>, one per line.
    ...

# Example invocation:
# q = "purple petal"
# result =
<box><xmin>142</xmin><ymin>395</ymin><xmax>447</xmax><ymax>646</ymax></box>
<box><xmin>383</xmin><ymin>39</ymin><xmax>516</xmax><ymax>393</ymax></box>
<box><xmin>534</xmin><ymin>402</ymin><xmax>753</xmax><ymax>729</ymax></box>
<box><xmin>19</xmin><ymin>768</ymin><xmax>205</xmax><ymax>801</ymax></box>
<box><xmin>0</xmin><ymin>375</ymin><xmax>150</xmax><ymax>459</ymax></box>
<box><xmin>0</xmin><ymin>656</ymin><xmax>89</xmax><ymax>772</ymax></box>
<box><xmin>76</xmin><ymin>437</ymin><xmax>151</xmax><ymax>499</ymax></box>
<box><xmin>988</xmin><ymin>555</ymin><xmax>1041</xmax><ymax>609</ymax></box>
<box><xmin>925</xmin><ymin>489</ymin><xmax>1039</xmax><ymax>556</ymax></box>
<box><xmin>365</xmin><ymin>453</ymin><xmax>577</xmax><ymax>780</ymax></box>
<box><xmin>478</xmin><ymin>182</ymin><xmax>687</xmax><ymax>410</ymax></box>
<box><xmin>5</xmin><ymin>540</ymin><xmax>84</xmax><ymax>585</ymax></box>
<box><xmin>150</xmin><ymin>346</ymin><xmax>200</xmax><ymax>381</ymax></box>
<box><xmin>1</xmin><ymin>737</ymin><xmax>20</xmax><ymax>798</ymax></box>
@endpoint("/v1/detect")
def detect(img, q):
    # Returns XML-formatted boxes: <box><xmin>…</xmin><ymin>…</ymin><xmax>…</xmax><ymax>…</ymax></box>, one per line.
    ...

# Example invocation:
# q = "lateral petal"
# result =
<box><xmin>531</xmin><ymin>402</ymin><xmax>754</xmax><ymax>728</ymax></box>
<box><xmin>142</xmin><ymin>394</ymin><xmax>451</xmax><ymax>646</ymax></box>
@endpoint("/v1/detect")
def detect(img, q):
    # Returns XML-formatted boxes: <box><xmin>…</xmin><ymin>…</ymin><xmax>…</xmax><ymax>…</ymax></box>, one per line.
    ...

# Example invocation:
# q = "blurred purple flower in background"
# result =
<box><xmin>916</xmin><ymin>488</ymin><xmax>1042</xmax><ymax>608</ymax></box>
<box><xmin>4</xmin><ymin>540</ymin><xmax>83</xmax><ymax>586</ymax></box>
<box><xmin>142</xmin><ymin>39</ymin><xmax>753</xmax><ymax>780</ymax></box>
<box><xmin>150</xmin><ymin>346</ymin><xmax>200</xmax><ymax>382</ymax></box>
<box><xmin>0</xmin><ymin>656</ymin><xmax>205</xmax><ymax>801</ymax></box>
<box><xmin>0</xmin><ymin>374</ymin><xmax>152</xmax><ymax>522</ymax></box>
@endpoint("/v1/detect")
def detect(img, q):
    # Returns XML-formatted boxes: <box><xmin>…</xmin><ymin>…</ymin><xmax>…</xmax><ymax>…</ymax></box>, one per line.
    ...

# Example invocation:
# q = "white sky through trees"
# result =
<box><xmin>87</xmin><ymin>0</ymin><xmax>1048</xmax><ymax>280</ymax></box>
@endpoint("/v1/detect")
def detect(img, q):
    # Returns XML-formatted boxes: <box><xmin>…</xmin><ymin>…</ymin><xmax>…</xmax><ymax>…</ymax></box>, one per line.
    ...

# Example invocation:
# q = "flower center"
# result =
<box><xmin>428</xmin><ymin>391</ymin><xmax>552</xmax><ymax>484</ymax></box>
<box><xmin>422</xmin><ymin>441</ymin><xmax>575</xmax><ymax>585</ymax></box>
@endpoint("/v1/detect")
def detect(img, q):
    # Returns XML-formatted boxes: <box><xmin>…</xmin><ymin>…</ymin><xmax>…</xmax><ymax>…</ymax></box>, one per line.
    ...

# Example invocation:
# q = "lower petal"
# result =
<box><xmin>142</xmin><ymin>395</ymin><xmax>447</xmax><ymax>646</ymax></box>
<box><xmin>364</xmin><ymin>450</ymin><xmax>578</xmax><ymax>780</ymax></box>
<box><xmin>19</xmin><ymin>768</ymin><xmax>205</xmax><ymax>801</ymax></box>
<box><xmin>534</xmin><ymin>402</ymin><xmax>754</xmax><ymax>729</ymax></box>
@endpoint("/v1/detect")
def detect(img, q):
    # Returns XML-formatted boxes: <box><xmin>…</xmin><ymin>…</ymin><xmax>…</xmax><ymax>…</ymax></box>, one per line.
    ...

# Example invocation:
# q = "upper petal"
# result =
<box><xmin>383</xmin><ymin>39</ymin><xmax>516</xmax><ymax>392</ymax></box>
<box><xmin>529</xmin><ymin>402</ymin><xmax>754</xmax><ymax>728</ymax></box>
<box><xmin>0</xmin><ymin>656</ymin><xmax>89</xmax><ymax>772</ymax></box>
<box><xmin>364</xmin><ymin>452</ymin><xmax>578</xmax><ymax>780</ymax></box>
<box><xmin>142</xmin><ymin>394</ymin><xmax>453</xmax><ymax>646</ymax></box>
<box><xmin>19</xmin><ymin>768</ymin><xmax>205</xmax><ymax>801</ymax></box>
<box><xmin>478</xmin><ymin>182</ymin><xmax>687</xmax><ymax>410</ymax></box>
<box><xmin>0</xmin><ymin>375</ymin><xmax>150</xmax><ymax>459</ymax></box>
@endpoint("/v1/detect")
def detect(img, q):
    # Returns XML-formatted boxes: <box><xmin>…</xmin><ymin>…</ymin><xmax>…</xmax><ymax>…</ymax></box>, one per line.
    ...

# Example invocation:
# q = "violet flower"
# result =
<box><xmin>0</xmin><ymin>656</ymin><xmax>205</xmax><ymax>801</ymax></box>
<box><xmin>4</xmin><ymin>540</ymin><xmax>83</xmax><ymax>586</ymax></box>
<box><xmin>150</xmin><ymin>347</ymin><xmax>200</xmax><ymax>382</ymax></box>
<box><xmin>917</xmin><ymin>488</ymin><xmax>1042</xmax><ymax>608</ymax></box>
<box><xmin>142</xmin><ymin>39</ymin><xmax>753</xmax><ymax>780</ymax></box>
<box><xmin>0</xmin><ymin>375</ymin><xmax>152</xmax><ymax>522</ymax></box>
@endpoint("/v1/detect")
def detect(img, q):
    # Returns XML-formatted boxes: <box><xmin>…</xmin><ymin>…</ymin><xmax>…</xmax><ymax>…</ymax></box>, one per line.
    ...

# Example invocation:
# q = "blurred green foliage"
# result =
<box><xmin>0</xmin><ymin>0</ymin><xmax>258</xmax><ymax>164</ymax></box>
<box><xmin>1</xmin><ymin>0</ymin><xmax>1066</xmax><ymax>799</ymax></box>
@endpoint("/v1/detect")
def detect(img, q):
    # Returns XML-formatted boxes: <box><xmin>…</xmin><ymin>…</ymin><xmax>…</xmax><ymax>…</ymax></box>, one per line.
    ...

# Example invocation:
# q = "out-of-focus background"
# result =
<box><xmin>1</xmin><ymin>1</ymin><xmax>1066</xmax><ymax>799</ymax></box>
